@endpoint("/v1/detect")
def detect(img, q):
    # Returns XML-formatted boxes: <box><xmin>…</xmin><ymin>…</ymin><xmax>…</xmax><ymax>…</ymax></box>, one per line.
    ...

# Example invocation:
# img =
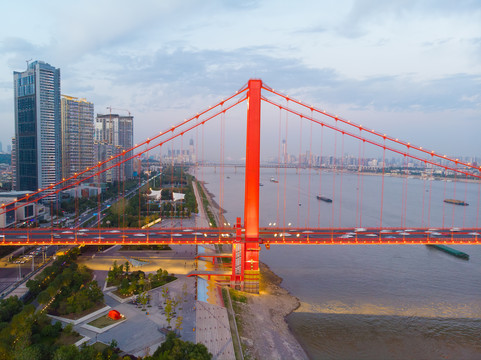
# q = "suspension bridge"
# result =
<box><xmin>1</xmin><ymin>79</ymin><xmax>480</xmax><ymax>293</ymax></box>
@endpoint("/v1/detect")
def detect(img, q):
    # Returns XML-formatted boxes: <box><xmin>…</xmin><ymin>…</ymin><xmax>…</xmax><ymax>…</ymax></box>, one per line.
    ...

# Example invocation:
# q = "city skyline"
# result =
<box><xmin>0</xmin><ymin>1</ymin><xmax>479</xmax><ymax>160</ymax></box>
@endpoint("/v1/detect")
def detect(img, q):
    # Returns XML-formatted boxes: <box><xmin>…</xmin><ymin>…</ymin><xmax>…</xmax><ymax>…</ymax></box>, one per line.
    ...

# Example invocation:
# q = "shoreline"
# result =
<box><xmin>193</xmin><ymin>174</ymin><xmax>308</xmax><ymax>359</ymax></box>
<box><xmin>234</xmin><ymin>262</ymin><xmax>308</xmax><ymax>360</ymax></box>
<box><xmin>196</xmin><ymin>180</ymin><xmax>229</xmax><ymax>226</ymax></box>
<box><xmin>197</xmin><ymin>180</ymin><xmax>228</xmax><ymax>214</ymax></box>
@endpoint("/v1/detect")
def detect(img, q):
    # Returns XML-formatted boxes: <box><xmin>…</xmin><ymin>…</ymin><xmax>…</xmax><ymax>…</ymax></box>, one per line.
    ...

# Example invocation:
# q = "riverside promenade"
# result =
<box><xmin>191</xmin><ymin>180</ymin><xmax>236</xmax><ymax>359</ymax></box>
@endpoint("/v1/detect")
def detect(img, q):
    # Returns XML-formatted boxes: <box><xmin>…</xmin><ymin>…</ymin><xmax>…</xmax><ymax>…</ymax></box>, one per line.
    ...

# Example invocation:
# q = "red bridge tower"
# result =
<box><xmin>231</xmin><ymin>79</ymin><xmax>262</xmax><ymax>293</ymax></box>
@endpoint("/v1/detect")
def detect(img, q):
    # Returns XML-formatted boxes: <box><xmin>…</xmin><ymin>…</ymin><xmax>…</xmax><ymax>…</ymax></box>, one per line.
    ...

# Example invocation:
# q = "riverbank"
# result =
<box><xmin>233</xmin><ymin>262</ymin><xmax>308</xmax><ymax>360</ymax></box>
<box><xmin>196</xmin><ymin>180</ymin><xmax>229</xmax><ymax>226</ymax></box>
<box><xmin>192</xmin><ymin>176</ymin><xmax>307</xmax><ymax>359</ymax></box>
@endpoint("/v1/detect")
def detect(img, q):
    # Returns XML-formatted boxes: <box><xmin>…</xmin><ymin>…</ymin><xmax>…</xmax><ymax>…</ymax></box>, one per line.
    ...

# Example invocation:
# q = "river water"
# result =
<box><xmin>196</xmin><ymin>167</ymin><xmax>481</xmax><ymax>359</ymax></box>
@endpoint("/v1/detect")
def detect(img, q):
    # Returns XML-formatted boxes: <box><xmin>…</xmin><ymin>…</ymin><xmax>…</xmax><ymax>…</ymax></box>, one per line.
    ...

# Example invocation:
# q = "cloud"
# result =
<box><xmin>0</xmin><ymin>37</ymin><xmax>47</xmax><ymax>69</ymax></box>
<box><xmin>294</xmin><ymin>25</ymin><xmax>327</xmax><ymax>34</ymax></box>
<box><xmin>88</xmin><ymin>46</ymin><xmax>480</xmax><ymax>115</ymax></box>
<box><xmin>0</xmin><ymin>0</ymin><xmax>479</xmax><ymax>155</ymax></box>
<box><xmin>337</xmin><ymin>0</ymin><xmax>481</xmax><ymax>38</ymax></box>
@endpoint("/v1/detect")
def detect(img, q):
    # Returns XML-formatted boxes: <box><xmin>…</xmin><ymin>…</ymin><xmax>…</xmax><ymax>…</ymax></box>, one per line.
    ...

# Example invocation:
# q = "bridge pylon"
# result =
<box><xmin>230</xmin><ymin>79</ymin><xmax>262</xmax><ymax>293</ymax></box>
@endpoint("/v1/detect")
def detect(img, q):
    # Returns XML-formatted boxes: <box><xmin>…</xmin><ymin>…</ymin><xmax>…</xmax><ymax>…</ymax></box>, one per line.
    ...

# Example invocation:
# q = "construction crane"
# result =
<box><xmin>104</xmin><ymin>107</ymin><xmax>132</xmax><ymax>153</ymax></box>
<box><xmin>106</xmin><ymin>106</ymin><xmax>131</xmax><ymax>117</ymax></box>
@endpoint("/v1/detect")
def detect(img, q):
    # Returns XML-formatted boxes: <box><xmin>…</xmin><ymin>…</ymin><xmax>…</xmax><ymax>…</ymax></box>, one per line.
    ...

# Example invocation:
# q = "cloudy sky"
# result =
<box><xmin>0</xmin><ymin>0</ymin><xmax>480</xmax><ymax>159</ymax></box>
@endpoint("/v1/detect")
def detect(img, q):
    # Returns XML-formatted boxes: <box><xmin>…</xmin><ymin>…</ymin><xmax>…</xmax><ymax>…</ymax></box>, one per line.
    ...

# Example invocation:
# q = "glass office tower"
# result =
<box><xmin>14</xmin><ymin>61</ymin><xmax>61</xmax><ymax>197</ymax></box>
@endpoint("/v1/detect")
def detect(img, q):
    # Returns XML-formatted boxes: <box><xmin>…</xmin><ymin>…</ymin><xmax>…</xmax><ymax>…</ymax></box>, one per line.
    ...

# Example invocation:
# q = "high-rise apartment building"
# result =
<box><xmin>61</xmin><ymin>95</ymin><xmax>94</xmax><ymax>180</ymax></box>
<box><xmin>94</xmin><ymin>113</ymin><xmax>134</xmax><ymax>182</ymax></box>
<box><xmin>13</xmin><ymin>61</ymin><xmax>61</xmax><ymax>196</ymax></box>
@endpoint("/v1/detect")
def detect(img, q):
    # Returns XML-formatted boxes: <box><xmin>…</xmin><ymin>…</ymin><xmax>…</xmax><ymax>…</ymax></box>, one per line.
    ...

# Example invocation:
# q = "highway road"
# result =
<box><xmin>0</xmin><ymin>227</ymin><xmax>480</xmax><ymax>245</ymax></box>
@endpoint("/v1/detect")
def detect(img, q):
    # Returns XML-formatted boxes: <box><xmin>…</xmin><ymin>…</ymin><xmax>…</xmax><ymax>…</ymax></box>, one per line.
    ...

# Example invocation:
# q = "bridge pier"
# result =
<box><xmin>231</xmin><ymin>218</ymin><xmax>260</xmax><ymax>293</ymax></box>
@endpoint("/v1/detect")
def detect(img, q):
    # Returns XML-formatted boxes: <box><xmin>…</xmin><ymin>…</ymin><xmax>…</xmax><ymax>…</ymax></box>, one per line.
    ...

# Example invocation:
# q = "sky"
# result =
<box><xmin>0</xmin><ymin>0</ymin><xmax>480</xmax><ymax>160</ymax></box>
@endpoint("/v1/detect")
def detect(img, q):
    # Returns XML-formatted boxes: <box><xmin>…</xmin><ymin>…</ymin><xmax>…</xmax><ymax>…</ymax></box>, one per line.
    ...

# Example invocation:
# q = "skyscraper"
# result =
<box><xmin>61</xmin><ymin>95</ymin><xmax>94</xmax><ymax>180</ymax></box>
<box><xmin>11</xmin><ymin>138</ymin><xmax>16</xmax><ymax>190</ymax></box>
<box><xmin>94</xmin><ymin>113</ymin><xmax>134</xmax><ymax>182</ymax></box>
<box><xmin>13</xmin><ymin>61</ymin><xmax>61</xmax><ymax>195</ymax></box>
<box><xmin>282</xmin><ymin>139</ymin><xmax>287</xmax><ymax>164</ymax></box>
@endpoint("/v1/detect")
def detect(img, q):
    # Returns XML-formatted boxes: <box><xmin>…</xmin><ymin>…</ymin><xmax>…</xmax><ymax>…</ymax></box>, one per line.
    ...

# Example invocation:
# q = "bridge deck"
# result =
<box><xmin>0</xmin><ymin>227</ymin><xmax>479</xmax><ymax>245</ymax></box>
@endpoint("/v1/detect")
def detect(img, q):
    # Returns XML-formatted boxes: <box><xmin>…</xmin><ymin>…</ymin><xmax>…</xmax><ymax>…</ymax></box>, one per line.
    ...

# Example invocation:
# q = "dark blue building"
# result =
<box><xmin>14</xmin><ymin>61</ymin><xmax>61</xmax><ymax>197</ymax></box>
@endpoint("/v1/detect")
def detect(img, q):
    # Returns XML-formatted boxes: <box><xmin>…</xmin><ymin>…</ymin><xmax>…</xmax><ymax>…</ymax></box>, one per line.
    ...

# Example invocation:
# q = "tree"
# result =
<box><xmin>63</xmin><ymin>323</ymin><xmax>74</xmax><ymax>335</ymax></box>
<box><xmin>161</xmin><ymin>286</ymin><xmax>169</xmax><ymax>301</ymax></box>
<box><xmin>53</xmin><ymin>345</ymin><xmax>81</xmax><ymax>360</ymax></box>
<box><xmin>120</xmin><ymin>278</ymin><xmax>130</xmax><ymax>295</ymax></box>
<box><xmin>109</xmin><ymin>339</ymin><xmax>118</xmax><ymax>349</ymax></box>
<box><xmin>127</xmin><ymin>281</ymin><xmax>137</xmax><ymax>295</ymax></box>
<box><xmin>171</xmin><ymin>296</ymin><xmax>180</xmax><ymax>313</ymax></box>
<box><xmin>164</xmin><ymin>299</ymin><xmax>173</xmax><ymax>328</ymax></box>
<box><xmin>147</xmin><ymin>332</ymin><xmax>212</xmax><ymax>360</ymax></box>
<box><xmin>138</xmin><ymin>292</ymin><xmax>148</xmax><ymax>310</ymax></box>
<box><xmin>85</xmin><ymin>281</ymin><xmax>104</xmax><ymax>303</ymax></box>
<box><xmin>14</xmin><ymin>345</ymin><xmax>42</xmax><ymax>360</ymax></box>
<box><xmin>0</xmin><ymin>296</ymin><xmax>23</xmax><ymax>322</ymax></box>
<box><xmin>182</xmin><ymin>282</ymin><xmax>188</xmax><ymax>302</ymax></box>
<box><xmin>138</xmin><ymin>277</ymin><xmax>145</xmax><ymax>290</ymax></box>
<box><xmin>161</xmin><ymin>189</ymin><xmax>172</xmax><ymax>200</ymax></box>
<box><xmin>26</xmin><ymin>279</ymin><xmax>41</xmax><ymax>297</ymax></box>
<box><xmin>175</xmin><ymin>316</ymin><xmax>183</xmax><ymax>334</ymax></box>
<box><xmin>37</xmin><ymin>290</ymin><xmax>51</xmax><ymax>305</ymax></box>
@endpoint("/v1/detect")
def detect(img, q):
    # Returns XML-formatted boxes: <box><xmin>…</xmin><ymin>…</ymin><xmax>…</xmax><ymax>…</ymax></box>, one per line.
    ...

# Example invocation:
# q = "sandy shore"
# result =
<box><xmin>233</xmin><ymin>262</ymin><xmax>308</xmax><ymax>360</ymax></box>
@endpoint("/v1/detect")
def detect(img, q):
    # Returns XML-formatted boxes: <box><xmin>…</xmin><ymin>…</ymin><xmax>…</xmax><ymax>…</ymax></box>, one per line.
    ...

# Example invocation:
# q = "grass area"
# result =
<box><xmin>229</xmin><ymin>289</ymin><xmax>247</xmax><ymax>303</ymax></box>
<box><xmin>55</xmin><ymin>331</ymin><xmax>83</xmax><ymax>346</ymax></box>
<box><xmin>222</xmin><ymin>288</ymin><xmax>244</xmax><ymax>360</ymax></box>
<box><xmin>111</xmin><ymin>289</ymin><xmax>133</xmax><ymax>299</ymax></box>
<box><xmin>197</xmin><ymin>182</ymin><xmax>217</xmax><ymax>227</ymax></box>
<box><xmin>88</xmin><ymin>315</ymin><xmax>123</xmax><ymax>329</ymax></box>
<box><xmin>91</xmin><ymin>342</ymin><xmax>110</xmax><ymax>352</ymax></box>
<box><xmin>54</xmin><ymin>302</ymin><xmax>106</xmax><ymax>320</ymax></box>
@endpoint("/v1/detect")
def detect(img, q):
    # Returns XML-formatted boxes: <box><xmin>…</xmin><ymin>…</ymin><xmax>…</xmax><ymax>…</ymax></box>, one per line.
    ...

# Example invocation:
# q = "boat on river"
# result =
<box><xmin>316</xmin><ymin>195</ymin><xmax>332</xmax><ymax>203</ymax></box>
<box><xmin>444</xmin><ymin>199</ymin><xmax>469</xmax><ymax>206</ymax></box>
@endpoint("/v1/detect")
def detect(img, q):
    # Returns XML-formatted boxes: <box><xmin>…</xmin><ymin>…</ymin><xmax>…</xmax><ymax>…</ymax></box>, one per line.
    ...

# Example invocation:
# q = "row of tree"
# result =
<box><xmin>144</xmin><ymin>332</ymin><xmax>211</xmax><ymax>360</ymax></box>
<box><xmin>155</xmin><ymin>167</ymin><xmax>199</xmax><ymax>214</ymax></box>
<box><xmin>27</xmin><ymin>249</ymin><xmax>103</xmax><ymax>316</ymax></box>
<box><xmin>0</xmin><ymin>295</ymin><xmax>126</xmax><ymax>359</ymax></box>
<box><xmin>107</xmin><ymin>261</ymin><xmax>176</xmax><ymax>296</ymax></box>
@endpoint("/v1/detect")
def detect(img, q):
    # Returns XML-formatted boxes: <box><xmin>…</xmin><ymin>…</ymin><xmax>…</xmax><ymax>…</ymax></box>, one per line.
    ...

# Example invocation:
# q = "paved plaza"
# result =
<box><xmin>71</xmin><ymin>244</ymin><xmax>198</xmax><ymax>357</ymax></box>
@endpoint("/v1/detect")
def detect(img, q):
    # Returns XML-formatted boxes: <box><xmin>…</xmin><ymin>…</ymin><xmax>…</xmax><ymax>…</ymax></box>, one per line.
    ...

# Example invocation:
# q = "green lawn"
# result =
<box><xmin>55</xmin><ymin>332</ymin><xmax>84</xmax><ymax>346</ymax></box>
<box><xmin>56</xmin><ymin>302</ymin><xmax>106</xmax><ymax>320</ymax></box>
<box><xmin>87</xmin><ymin>315</ymin><xmax>124</xmax><ymax>329</ymax></box>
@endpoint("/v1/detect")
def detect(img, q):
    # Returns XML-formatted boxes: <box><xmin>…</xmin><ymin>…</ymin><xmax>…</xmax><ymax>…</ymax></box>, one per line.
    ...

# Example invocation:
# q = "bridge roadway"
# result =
<box><xmin>0</xmin><ymin>227</ymin><xmax>480</xmax><ymax>245</ymax></box>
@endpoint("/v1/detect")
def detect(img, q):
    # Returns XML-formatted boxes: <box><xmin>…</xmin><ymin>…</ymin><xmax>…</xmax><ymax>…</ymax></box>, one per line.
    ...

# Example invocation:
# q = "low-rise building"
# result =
<box><xmin>0</xmin><ymin>191</ymin><xmax>45</xmax><ymax>228</ymax></box>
